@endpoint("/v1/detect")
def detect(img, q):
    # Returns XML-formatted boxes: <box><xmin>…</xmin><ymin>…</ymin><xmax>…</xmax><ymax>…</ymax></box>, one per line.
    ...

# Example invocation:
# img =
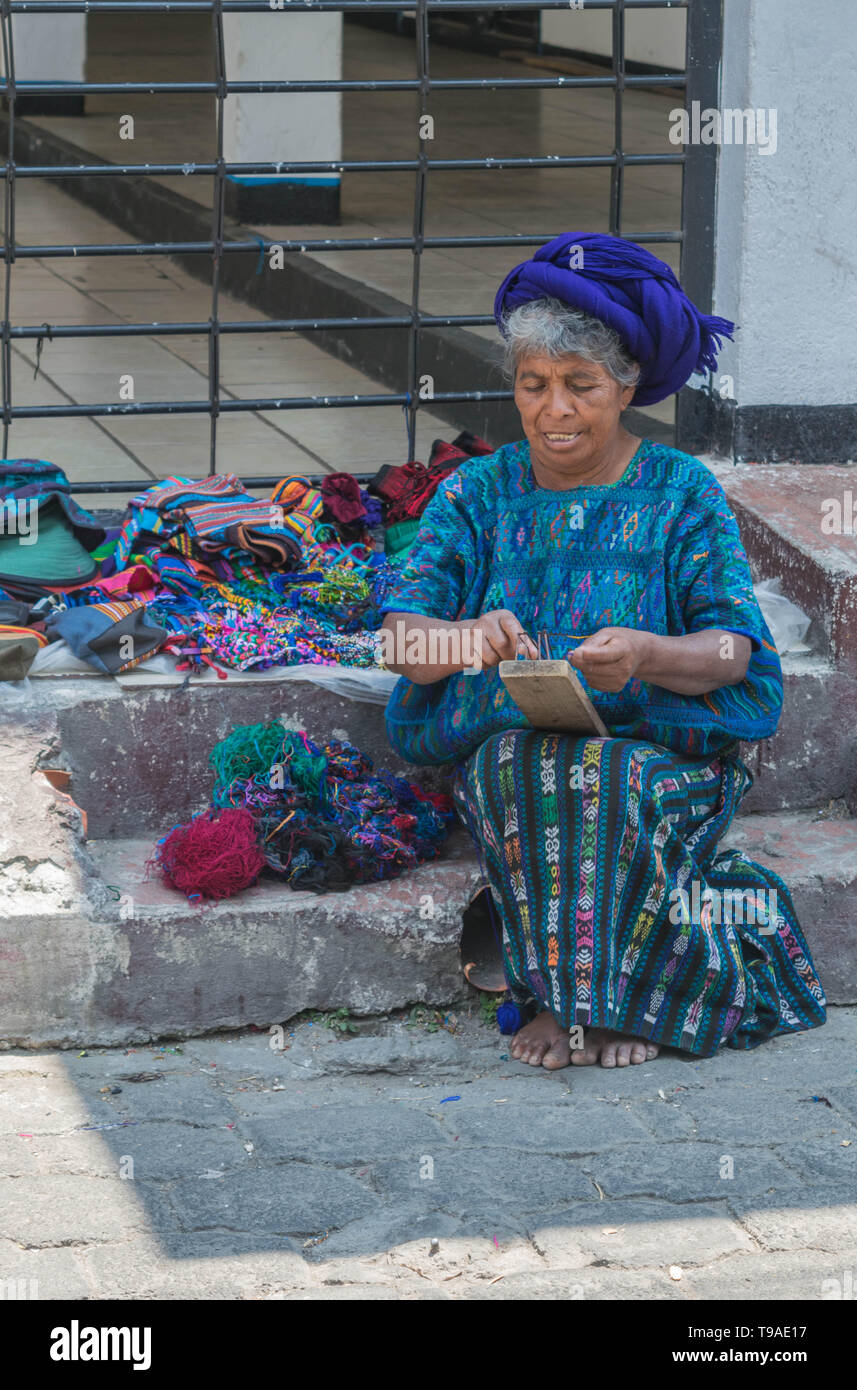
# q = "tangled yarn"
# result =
<box><xmin>154</xmin><ymin>721</ymin><xmax>454</xmax><ymax>901</ymax></box>
<box><xmin>152</xmin><ymin>807</ymin><xmax>266</xmax><ymax>902</ymax></box>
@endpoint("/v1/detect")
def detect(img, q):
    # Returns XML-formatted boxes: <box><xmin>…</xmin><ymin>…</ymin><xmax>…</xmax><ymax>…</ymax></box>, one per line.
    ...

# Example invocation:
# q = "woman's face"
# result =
<box><xmin>513</xmin><ymin>352</ymin><xmax>637</xmax><ymax>483</ymax></box>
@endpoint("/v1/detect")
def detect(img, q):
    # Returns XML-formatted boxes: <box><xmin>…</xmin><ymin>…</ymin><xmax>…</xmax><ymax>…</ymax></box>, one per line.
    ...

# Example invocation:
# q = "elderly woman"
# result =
<box><xmin>380</xmin><ymin>232</ymin><xmax>825</xmax><ymax>1070</ymax></box>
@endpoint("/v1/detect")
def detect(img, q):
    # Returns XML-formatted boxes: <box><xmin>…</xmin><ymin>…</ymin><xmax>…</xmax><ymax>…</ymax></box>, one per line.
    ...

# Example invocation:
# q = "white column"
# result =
<box><xmin>712</xmin><ymin>0</ymin><xmax>857</xmax><ymax>416</ymax></box>
<box><xmin>222</xmin><ymin>9</ymin><xmax>343</xmax><ymax>224</ymax></box>
<box><xmin>1</xmin><ymin>7</ymin><xmax>85</xmax><ymax>112</ymax></box>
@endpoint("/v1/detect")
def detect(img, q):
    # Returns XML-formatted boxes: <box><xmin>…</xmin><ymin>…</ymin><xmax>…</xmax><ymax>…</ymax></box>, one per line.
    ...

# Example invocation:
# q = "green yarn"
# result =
<box><xmin>209</xmin><ymin>721</ymin><xmax>286</xmax><ymax>805</ymax></box>
<box><xmin>209</xmin><ymin>722</ymin><xmax>330</xmax><ymax>808</ymax></box>
<box><xmin>279</xmin><ymin>731</ymin><xmax>328</xmax><ymax>802</ymax></box>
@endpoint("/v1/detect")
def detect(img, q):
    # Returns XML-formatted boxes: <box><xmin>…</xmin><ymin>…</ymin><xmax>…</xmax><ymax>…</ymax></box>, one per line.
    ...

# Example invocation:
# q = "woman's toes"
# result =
<box><xmin>599</xmin><ymin>1040</ymin><xmax>618</xmax><ymax>1067</ymax></box>
<box><xmin>646</xmin><ymin>1044</ymin><xmax>660</xmax><ymax>1060</ymax></box>
<box><xmin>571</xmin><ymin>1035</ymin><xmax>601</xmax><ymax>1065</ymax></box>
<box><xmin>542</xmin><ymin>1037</ymin><xmax>571</xmax><ymax>1070</ymax></box>
<box><xmin>630</xmin><ymin>1042</ymin><xmax>648</xmax><ymax>1064</ymax></box>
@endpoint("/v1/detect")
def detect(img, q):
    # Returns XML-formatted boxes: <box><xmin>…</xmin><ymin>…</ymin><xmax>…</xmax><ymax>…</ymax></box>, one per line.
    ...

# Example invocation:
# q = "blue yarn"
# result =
<box><xmin>496</xmin><ymin>1002</ymin><xmax>523</xmax><ymax>1035</ymax></box>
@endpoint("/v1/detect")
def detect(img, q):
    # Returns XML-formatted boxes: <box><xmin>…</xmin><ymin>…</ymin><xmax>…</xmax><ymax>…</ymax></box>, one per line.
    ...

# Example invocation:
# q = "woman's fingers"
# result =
<box><xmin>496</xmin><ymin>610</ymin><xmax>534</xmax><ymax>659</ymax></box>
<box><xmin>477</xmin><ymin>609</ymin><xmax>535</xmax><ymax>663</ymax></box>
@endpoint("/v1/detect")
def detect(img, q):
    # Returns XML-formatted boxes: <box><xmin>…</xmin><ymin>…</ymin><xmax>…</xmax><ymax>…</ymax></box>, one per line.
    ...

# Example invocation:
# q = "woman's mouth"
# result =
<box><xmin>543</xmin><ymin>431</ymin><xmax>581</xmax><ymax>447</ymax></box>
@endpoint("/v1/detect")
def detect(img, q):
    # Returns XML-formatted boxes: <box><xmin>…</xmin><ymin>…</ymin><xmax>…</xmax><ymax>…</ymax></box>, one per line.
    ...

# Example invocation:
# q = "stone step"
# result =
<box><xmin>721</xmin><ymin>811</ymin><xmax>857</xmax><ymax>1009</ymax></box>
<box><xmin>738</xmin><ymin>652</ymin><xmax>857</xmax><ymax>816</ymax></box>
<box><xmin>0</xmin><ymin>825</ymin><xmax>483</xmax><ymax>1049</ymax></box>
<box><xmin>715</xmin><ymin>461</ymin><xmax>857</xmax><ymax>668</ymax></box>
<box><xmin>3</xmin><ymin>741</ymin><xmax>853</xmax><ymax>1046</ymax></box>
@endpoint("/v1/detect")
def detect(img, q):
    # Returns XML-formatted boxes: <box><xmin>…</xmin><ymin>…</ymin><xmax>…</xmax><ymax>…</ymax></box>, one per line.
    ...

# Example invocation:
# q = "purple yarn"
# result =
<box><xmin>494</xmin><ymin>231</ymin><xmax>735</xmax><ymax>406</ymax></box>
<box><xmin>360</xmin><ymin>490</ymin><xmax>383</xmax><ymax>527</ymax></box>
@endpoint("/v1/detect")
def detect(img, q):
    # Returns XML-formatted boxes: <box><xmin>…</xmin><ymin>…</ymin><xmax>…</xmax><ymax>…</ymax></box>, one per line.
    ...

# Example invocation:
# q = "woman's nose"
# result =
<box><xmin>542</xmin><ymin>385</ymin><xmax>578</xmax><ymax>419</ymax></box>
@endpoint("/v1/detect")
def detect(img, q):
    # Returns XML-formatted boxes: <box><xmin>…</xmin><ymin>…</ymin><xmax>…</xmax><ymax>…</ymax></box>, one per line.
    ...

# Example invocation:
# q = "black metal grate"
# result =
<box><xmin>0</xmin><ymin>0</ymin><xmax>718</xmax><ymax>494</ymax></box>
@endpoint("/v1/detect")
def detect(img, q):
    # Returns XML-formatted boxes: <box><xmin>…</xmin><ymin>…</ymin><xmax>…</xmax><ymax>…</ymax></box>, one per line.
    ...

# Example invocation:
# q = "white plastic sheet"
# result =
<box><xmin>753</xmin><ymin>577</ymin><xmax>812</xmax><ymax>654</ymax></box>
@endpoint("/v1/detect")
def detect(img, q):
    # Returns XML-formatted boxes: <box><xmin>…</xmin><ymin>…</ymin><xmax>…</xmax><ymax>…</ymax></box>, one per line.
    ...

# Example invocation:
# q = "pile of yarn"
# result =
<box><xmin>153</xmin><ymin>720</ymin><xmax>454</xmax><ymax>901</ymax></box>
<box><xmin>152</xmin><ymin>807</ymin><xmax>266</xmax><ymax>903</ymax></box>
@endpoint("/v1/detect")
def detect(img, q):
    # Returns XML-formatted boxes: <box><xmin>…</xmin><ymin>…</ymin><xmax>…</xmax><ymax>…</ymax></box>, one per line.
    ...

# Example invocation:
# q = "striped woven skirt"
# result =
<box><xmin>454</xmin><ymin>732</ymin><xmax>826</xmax><ymax>1056</ymax></box>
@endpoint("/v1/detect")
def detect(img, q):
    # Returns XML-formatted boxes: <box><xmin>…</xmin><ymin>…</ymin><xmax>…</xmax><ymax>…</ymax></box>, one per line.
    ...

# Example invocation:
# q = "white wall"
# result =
<box><xmin>541</xmin><ymin>7</ymin><xmax>686</xmax><ymax>71</ymax></box>
<box><xmin>712</xmin><ymin>0</ymin><xmax>857</xmax><ymax>407</ymax></box>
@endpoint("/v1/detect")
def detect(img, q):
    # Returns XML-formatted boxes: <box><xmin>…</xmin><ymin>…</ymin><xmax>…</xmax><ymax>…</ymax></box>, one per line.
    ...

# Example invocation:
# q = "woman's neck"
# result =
<box><xmin>529</xmin><ymin>430</ymin><xmax>642</xmax><ymax>491</ymax></box>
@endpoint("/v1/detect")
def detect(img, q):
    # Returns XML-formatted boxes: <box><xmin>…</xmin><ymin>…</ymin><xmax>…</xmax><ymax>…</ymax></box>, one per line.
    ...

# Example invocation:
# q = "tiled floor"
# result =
<box><xmin>6</xmin><ymin>15</ymin><xmax>680</xmax><ymax>498</ymax></box>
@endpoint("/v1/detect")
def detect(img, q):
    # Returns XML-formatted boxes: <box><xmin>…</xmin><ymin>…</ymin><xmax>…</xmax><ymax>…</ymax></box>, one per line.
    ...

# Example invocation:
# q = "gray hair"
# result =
<box><xmin>501</xmin><ymin>297</ymin><xmax>641</xmax><ymax>390</ymax></box>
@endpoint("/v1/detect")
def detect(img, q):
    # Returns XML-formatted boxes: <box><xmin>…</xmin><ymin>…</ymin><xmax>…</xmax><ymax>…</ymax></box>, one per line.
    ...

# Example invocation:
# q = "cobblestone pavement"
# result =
<box><xmin>2</xmin><ymin>1007</ymin><xmax>856</xmax><ymax>1301</ymax></box>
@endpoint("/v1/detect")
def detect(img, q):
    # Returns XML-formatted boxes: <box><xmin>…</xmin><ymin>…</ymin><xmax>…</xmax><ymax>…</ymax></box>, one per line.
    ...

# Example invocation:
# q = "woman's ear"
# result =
<box><xmin>619</xmin><ymin>369</ymin><xmax>640</xmax><ymax>411</ymax></box>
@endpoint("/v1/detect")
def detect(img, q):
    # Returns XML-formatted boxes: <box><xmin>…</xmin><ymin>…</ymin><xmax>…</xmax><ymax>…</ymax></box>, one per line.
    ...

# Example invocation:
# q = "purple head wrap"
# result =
<box><xmin>494</xmin><ymin>232</ymin><xmax>735</xmax><ymax>406</ymax></box>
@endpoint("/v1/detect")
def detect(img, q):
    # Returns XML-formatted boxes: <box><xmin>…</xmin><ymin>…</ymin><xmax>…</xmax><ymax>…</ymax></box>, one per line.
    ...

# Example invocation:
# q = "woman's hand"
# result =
<box><xmin>380</xmin><ymin>608</ymin><xmax>536</xmax><ymax>684</ymax></box>
<box><xmin>567</xmin><ymin>626</ymin><xmax>752</xmax><ymax>696</ymax></box>
<box><xmin>469</xmin><ymin>609</ymin><xmax>538</xmax><ymax>667</ymax></box>
<box><xmin>567</xmin><ymin>627</ymin><xmax>649</xmax><ymax>691</ymax></box>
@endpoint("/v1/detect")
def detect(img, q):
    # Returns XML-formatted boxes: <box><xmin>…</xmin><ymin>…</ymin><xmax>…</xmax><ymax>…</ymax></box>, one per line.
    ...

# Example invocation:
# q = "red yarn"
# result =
<box><xmin>154</xmin><ymin>807</ymin><xmax>266</xmax><ymax>901</ymax></box>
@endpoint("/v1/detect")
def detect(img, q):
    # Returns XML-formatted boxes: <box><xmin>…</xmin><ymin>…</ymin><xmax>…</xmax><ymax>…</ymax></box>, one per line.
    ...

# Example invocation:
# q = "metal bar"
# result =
<box><xmin>406</xmin><ymin>0</ymin><xmax>430</xmax><ymax>461</ymax></box>
<box><xmin>0</xmin><ymin>0</ymin><xmax>14</xmax><ymax>457</ymax></box>
<box><xmin>0</xmin><ymin>0</ymin><xmax>710</xmax><ymax>464</ymax></box>
<box><xmin>680</xmin><ymin>0</ymin><xmax>721</xmax><ymax>315</ymax></box>
<box><xmin>208</xmin><ymin>0</ymin><xmax>227</xmax><ymax>475</ymax></box>
<box><xmin>5</xmin><ymin>389</ymin><xmax>514</xmax><ymax>420</ymax></box>
<box><xmin>0</xmin><ymin>153</ymin><xmax>686</xmax><ymax>178</ymax></box>
<box><xmin>676</xmin><ymin>0</ymin><xmax>724</xmax><ymax>453</ymax></box>
<box><xmin>609</xmin><ymin>0</ymin><xmax>626</xmax><ymax>237</ymax></box>
<box><xmin>0</xmin><ymin>74</ymin><xmax>687</xmax><ymax>95</ymax></box>
<box><xmin>5</xmin><ymin>2</ymin><xmax>691</xmax><ymax>12</ymax></box>
<box><xmin>7</xmin><ymin>231</ymin><xmax>684</xmax><ymax>259</ymax></box>
<box><xmin>71</xmin><ymin>472</ymin><xmax>378</xmax><ymax>495</ymax></box>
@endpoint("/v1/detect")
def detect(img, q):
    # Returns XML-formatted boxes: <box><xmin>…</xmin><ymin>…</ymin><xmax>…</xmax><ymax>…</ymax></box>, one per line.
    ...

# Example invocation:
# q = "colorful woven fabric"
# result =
<box><xmin>112</xmin><ymin>474</ymin><xmax>317</xmax><ymax>571</ymax></box>
<box><xmin>383</xmin><ymin>438</ymin><xmax>783</xmax><ymax>765</ymax></box>
<box><xmin>456</xmin><ymin>731</ymin><xmax>826</xmax><ymax>1055</ymax></box>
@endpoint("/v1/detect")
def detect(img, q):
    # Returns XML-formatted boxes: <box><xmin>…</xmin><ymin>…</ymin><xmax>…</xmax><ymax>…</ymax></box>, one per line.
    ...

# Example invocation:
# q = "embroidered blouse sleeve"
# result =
<box><xmin>665</xmin><ymin>476</ymin><xmax>770</xmax><ymax>651</ymax></box>
<box><xmin>379</xmin><ymin>470</ymin><xmax>486</xmax><ymax>622</ymax></box>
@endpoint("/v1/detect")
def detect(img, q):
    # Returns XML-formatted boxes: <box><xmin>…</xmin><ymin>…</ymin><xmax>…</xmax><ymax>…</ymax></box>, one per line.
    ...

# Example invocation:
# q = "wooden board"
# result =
<box><xmin>499</xmin><ymin>658</ymin><xmax>609</xmax><ymax>736</ymax></box>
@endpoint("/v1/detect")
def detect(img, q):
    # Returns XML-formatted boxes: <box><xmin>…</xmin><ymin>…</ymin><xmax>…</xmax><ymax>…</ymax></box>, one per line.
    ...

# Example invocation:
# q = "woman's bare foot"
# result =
<box><xmin>571</xmin><ymin>1027</ymin><xmax>660</xmax><ymax>1067</ymax></box>
<box><xmin>509</xmin><ymin>1011</ymin><xmax>570</xmax><ymax>1070</ymax></box>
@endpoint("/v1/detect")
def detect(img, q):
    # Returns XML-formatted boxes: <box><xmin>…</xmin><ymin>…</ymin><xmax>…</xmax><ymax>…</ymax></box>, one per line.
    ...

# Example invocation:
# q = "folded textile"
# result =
<box><xmin>0</xmin><ymin>624</ymin><xmax>48</xmax><ymax>680</ymax></box>
<box><xmin>321</xmin><ymin>472</ymin><xmax>366</xmax><ymax>527</ymax></box>
<box><xmin>114</xmin><ymin>474</ymin><xmax>311</xmax><ymax>571</ymax></box>
<box><xmin>46</xmin><ymin>600</ymin><xmax>168</xmax><ymax>674</ymax></box>
<box><xmin>371</xmin><ymin>430</ymin><xmax>493</xmax><ymax>525</ymax></box>
<box><xmin>0</xmin><ymin>598</ymin><xmax>37</xmax><ymax>626</ymax></box>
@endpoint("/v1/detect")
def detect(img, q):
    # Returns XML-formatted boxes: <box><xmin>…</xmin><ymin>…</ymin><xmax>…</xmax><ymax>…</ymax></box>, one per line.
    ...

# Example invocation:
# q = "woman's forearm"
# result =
<box><xmin>380</xmin><ymin>613</ymin><xmax>473</xmax><ymax>684</ymax></box>
<box><xmin>635</xmin><ymin>630</ymin><xmax>752</xmax><ymax>695</ymax></box>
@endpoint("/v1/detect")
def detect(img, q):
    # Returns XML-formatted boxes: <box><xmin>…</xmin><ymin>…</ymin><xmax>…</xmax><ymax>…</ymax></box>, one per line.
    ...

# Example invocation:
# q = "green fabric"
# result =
<box><xmin>0</xmin><ymin>497</ymin><xmax>97</xmax><ymax>585</ymax></box>
<box><xmin>384</xmin><ymin>518</ymin><xmax>420</xmax><ymax>560</ymax></box>
<box><xmin>0</xmin><ymin>631</ymin><xmax>42</xmax><ymax>680</ymax></box>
